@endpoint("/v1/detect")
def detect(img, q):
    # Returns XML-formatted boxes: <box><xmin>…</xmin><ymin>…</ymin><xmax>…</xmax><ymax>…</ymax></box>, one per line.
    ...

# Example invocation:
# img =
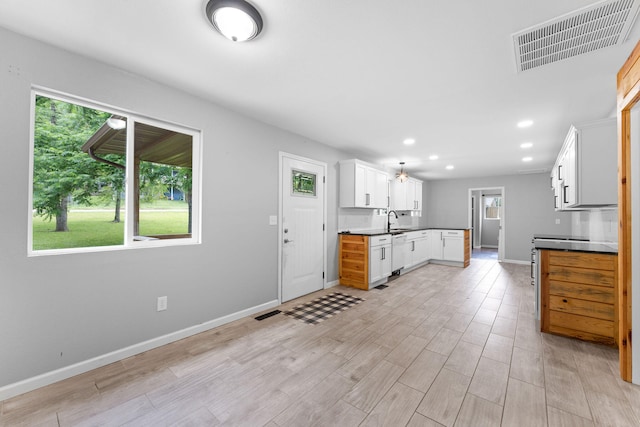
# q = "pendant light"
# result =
<box><xmin>206</xmin><ymin>0</ymin><xmax>263</xmax><ymax>42</ymax></box>
<box><xmin>396</xmin><ymin>162</ymin><xmax>409</xmax><ymax>182</ymax></box>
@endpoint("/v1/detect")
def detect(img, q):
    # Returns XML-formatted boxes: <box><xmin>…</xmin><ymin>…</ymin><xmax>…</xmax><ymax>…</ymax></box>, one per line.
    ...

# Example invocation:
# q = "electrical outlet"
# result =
<box><xmin>555</xmin><ymin>218</ymin><xmax>560</xmax><ymax>225</ymax></box>
<box><xmin>157</xmin><ymin>296</ymin><xmax>167</xmax><ymax>311</ymax></box>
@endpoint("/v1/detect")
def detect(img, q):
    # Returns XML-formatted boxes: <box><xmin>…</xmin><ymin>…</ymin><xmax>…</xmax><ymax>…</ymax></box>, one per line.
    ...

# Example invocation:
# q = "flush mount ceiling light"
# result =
<box><xmin>206</xmin><ymin>0</ymin><xmax>263</xmax><ymax>42</ymax></box>
<box><xmin>396</xmin><ymin>162</ymin><xmax>409</xmax><ymax>182</ymax></box>
<box><xmin>520</xmin><ymin>142</ymin><xmax>533</xmax><ymax>149</ymax></box>
<box><xmin>428</xmin><ymin>154</ymin><xmax>439</xmax><ymax>160</ymax></box>
<box><xmin>403</xmin><ymin>138</ymin><xmax>416</xmax><ymax>145</ymax></box>
<box><xmin>517</xmin><ymin>119</ymin><xmax>533</xmax><ymax>128</ymax></box>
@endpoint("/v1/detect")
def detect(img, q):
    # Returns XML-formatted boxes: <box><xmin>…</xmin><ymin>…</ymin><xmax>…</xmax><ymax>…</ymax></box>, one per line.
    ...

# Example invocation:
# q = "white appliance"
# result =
<box><xmin>392</xmin><ymin>234</ymin><xmax>406</xmax><ymax>271</ymax></box>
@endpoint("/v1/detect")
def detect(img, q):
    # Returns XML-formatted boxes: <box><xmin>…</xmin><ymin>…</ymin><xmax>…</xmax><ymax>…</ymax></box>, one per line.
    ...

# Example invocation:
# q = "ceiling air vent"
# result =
<box><xmin>512</xmin><ymin>0</ymin><xmax>640</xmax><ymax>72</ymax></box>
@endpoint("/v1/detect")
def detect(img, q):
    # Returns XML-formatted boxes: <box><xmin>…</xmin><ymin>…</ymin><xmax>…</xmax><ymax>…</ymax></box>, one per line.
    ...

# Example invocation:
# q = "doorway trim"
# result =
<box><xmin>617</xmin><ymin>40</ymin><xmax>640</xmax><ymax>382</ymax></box>
<box><xmin>468</xmin><ymin>186</ymin><xmax>506</xmax><ymax>262</ymax></box>
<box><xmin>278</xmin><ymin>151</ymin><xmax>327</xmax><ymax>304</ymax></box>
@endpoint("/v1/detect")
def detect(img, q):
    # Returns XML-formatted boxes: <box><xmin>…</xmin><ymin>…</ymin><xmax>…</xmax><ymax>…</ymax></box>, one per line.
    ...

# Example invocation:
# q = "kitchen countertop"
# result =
<box><xmin>533</xmin><ymin>234</ymin><xmax>590</xmax><ymax>241</ymax></box>
<box><xmin>534</xmin><ymin>239</ymin><xmax>618</xmax><ymax>254</ymax></box>
<box><xmin>339</xmin><ymin>227</ymin><xmax>469</xmax><ymax>236</ymax></box>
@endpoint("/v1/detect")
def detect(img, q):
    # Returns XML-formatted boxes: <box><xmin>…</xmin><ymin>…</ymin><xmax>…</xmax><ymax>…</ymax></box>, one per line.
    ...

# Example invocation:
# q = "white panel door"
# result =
<box><xmin>281</xmin><ymin>155</ymin><xmax>326</xmax><ymax>302</ymax></box>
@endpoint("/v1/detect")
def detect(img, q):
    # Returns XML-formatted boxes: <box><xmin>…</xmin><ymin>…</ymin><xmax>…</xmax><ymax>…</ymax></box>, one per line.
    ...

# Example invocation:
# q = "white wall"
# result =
<box><xmin>0</xmin><ymin>27</ymin><xmax>357</xmax><ymax>395</ymax></box>
<box><xmin>424</xmin><ymin>173</ymin><xmax>572</xmax><ymax>261</ymax></box>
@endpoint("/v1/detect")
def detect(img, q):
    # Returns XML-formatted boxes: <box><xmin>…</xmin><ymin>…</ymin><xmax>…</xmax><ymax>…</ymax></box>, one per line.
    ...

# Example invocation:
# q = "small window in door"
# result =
<box><xmin>291</xmin><ymin>170</ymin><xmax>316</xmax><ymax>196</ymax></box>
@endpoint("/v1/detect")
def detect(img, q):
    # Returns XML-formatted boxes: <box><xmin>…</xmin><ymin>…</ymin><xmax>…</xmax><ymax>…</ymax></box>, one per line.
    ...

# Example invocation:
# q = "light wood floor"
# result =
<box><xmin>2</xmin><ymin>259</ymin><xmax>639</xmax><ymax>426</ymax></box>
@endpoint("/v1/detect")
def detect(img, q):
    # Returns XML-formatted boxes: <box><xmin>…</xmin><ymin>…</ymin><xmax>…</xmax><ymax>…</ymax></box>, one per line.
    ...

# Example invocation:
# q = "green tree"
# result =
<box><xmin>33</xmin><ymin>96</ymin><xmax>110</xmax><ymax>231</ymax></box>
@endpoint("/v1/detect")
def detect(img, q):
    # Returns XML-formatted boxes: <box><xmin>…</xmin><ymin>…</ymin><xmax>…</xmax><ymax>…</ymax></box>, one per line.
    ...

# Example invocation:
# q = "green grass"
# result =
<box><xmin>32</xmin><ymin>208</ymin><xmax>189</xmax><ymax>251</ymax></box>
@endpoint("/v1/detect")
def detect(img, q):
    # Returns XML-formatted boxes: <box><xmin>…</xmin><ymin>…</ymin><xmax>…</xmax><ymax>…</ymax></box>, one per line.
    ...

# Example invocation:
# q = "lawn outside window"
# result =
<box><xmin>28</xmin><ymin>88</ymin><xmax>202</xmax><ymax>255</ymax></box>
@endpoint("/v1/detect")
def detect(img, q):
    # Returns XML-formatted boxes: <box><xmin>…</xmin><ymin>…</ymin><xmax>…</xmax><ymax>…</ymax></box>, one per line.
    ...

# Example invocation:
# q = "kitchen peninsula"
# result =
<box><xmin>534</xmin><ymin>237</ymin><xmax>618</xmax><ymax>346</ymax></box>
<box><xmin>338</xmin><ymin>228</ymin><xmax>470</xmax><ymax>290</ymax></box>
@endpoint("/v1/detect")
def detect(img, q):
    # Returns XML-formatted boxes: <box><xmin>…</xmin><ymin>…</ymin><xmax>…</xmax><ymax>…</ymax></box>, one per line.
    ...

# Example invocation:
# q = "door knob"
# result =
<box><xmin>284</xmin><ymin>239</ymin><xmax>294</xmax><ymax>243</ymax></box>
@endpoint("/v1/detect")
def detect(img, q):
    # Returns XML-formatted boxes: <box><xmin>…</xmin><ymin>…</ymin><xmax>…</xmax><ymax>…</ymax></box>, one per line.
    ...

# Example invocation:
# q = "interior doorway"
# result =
<box><xmin>468</xmin><ymin>187</ymin><xmax>505</xmax><ymax>261</ymax></box>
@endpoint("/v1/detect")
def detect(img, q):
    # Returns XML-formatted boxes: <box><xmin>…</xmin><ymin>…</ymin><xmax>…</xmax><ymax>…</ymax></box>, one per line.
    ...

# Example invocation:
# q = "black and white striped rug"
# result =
<box><xmin>283</xmin><ymin>292</ymin><xmax>364</xmax><ymax>325</ymax></box>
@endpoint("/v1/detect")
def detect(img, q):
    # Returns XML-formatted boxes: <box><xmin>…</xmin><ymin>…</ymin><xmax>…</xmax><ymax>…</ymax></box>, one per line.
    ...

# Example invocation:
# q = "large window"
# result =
<box><xmin>29</xmin><ymin>90</ymin><xmax>201</xmax><ymax>254</ymax></box>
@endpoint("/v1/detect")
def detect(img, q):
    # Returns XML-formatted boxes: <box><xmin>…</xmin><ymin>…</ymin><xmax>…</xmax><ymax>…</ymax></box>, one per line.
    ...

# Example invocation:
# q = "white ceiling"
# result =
<box><xmin>0</xmin><ymin>0</ymin><xmax>638</xmax><ymax>180</ymax></box>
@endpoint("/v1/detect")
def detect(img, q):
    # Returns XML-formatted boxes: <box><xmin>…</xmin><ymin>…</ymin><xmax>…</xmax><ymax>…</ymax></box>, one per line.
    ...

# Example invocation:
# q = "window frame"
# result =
<box><xmin>483</xmin><ymin>196</ymin><xmax>502</xmax><ymax>221</ymax></box>
<box><xmin>28</xmin><ymin>87</ymin><xmax>202</xmax><ymax>256</ymax></box>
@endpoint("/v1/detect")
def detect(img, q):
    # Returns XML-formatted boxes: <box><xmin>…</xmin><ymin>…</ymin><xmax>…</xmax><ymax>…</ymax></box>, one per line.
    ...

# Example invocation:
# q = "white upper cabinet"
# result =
<box><xmin>553</xmin><ymin>118</ymin><xmax>617</xmax><ymax>210</ymax></box>
<box><xmin>391</xmin><ymin>177</ymin><xmax>423</xmax><ymax>211</ymax></box>
<box><xmin>339</xmin><ymin>159</ymin><xmax>389</xmax><ymax>209</ymax></box>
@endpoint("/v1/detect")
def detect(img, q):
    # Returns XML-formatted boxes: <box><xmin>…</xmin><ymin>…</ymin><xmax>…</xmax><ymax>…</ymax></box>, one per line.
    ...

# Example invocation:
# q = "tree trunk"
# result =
<box><xmin>113</xmin><ymin>191</ymin><xmax>121</xmax><ymax>223</ymax></box>
<box><xmin>187</xmin><ymin>190</ymin><xmax>192</xmax><ymax>234</ymax></box>
<box><xmin>55</xmin><ymin>196</ymin><xmax>69</xmax><ymax>232</ymax></box>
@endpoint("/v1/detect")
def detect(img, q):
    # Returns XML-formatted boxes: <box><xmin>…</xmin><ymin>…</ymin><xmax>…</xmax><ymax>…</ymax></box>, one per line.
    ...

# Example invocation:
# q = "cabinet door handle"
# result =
<box><xmin>563</xmin><ymin>185</ymin><xmax>569</xmax><ymax>204</ymax></box>
<box><xmin>365</xmin><ymin>193</ymin><xmax>370</xmax><ymax>206</ymax></box>
<box><xmin>558</xmin><ymin>164</ymin><xmax>563</xmax><ymax>180</ymax></box>
<box><xmin>412</xmin><ymin>241</ymin><xmax>415</xmax><ymax>251</ymax></box>
<box><xmin>554</xmin><ymin>195</ymin><xmax>558</xmax><ymax>209</ymax></box>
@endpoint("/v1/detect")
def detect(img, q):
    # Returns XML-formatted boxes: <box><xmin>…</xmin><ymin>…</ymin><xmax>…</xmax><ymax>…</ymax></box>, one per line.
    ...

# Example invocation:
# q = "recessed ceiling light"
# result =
<box><xmin>517</xmin><ymin>120</ymin><xmax>534</xmax><ymax>128</ymax></box>
<box><xmin>445</xmin><ymin>165</ymin><xmax>454</xmax><ymax>170</ymax></box>
<box><xmin>520</xmin><ymin>142</ymin><xmax>533</xmax><ymax>149</ymax></box>
<box><xmin>206</xmin><ymin>0</ymin><xmax>263</xmax><ymax>42</ymax></box>
<box><xmin>429</xmin><ymin>154</ymin><xmax>439</xmax><ymax>160</ymax></box>
<box><xmin>522</xmin><ymin>156</ymin><xmax>533</xmax><ymax>162</ymax></box>
<box><xmin>403</xmin><ymin>138</ymin><xmax>416</xmax><ymax>145</ymax></box>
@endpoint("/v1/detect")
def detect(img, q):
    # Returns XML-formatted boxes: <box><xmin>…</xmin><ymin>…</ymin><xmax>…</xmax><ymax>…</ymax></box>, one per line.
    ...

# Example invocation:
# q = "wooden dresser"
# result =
<box><xmin>540</xmin><ymin>249</ymin><xmax>617</xmax><ymax>346</ymax></box>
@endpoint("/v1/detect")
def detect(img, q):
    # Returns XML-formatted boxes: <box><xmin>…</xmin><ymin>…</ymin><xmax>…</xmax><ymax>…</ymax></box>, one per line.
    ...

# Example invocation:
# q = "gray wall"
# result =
<box><xmin>0</xmin><ymin>28</ymin><xmax>355</xmax><ymax>390</ymax></box>
<box><xmin>423</xmin><ymin>173</ymin><xmax>572</xmax><ymax>261</ymax></box>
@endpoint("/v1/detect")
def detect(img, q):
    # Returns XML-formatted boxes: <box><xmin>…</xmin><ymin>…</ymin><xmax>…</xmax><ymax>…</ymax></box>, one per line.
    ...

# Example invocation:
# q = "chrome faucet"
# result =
<box><xmin>387</xmin><ymin>210</ymin><xmax>398</xmax><ymax>231</ymax></box>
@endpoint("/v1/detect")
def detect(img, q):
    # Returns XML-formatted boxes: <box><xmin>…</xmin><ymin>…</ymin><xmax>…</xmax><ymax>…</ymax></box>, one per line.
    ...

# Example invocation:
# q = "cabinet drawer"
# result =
<box><xmin>548</xmin><ymin>251</ymin><xmax>616</xmax><ymax>270</ymax></box>
<box><xmin>443</xmin><ymin>230</ymin><xmax>464</xmax><ymax>237</ymax></box>
<box><xmin>370</xmin><ymin>235</ymin><xmax>391</xmax><ymax>246</ymax></box>
<box><xmin>548</xmin><ymin>295</ymin><xmax>614</xmax><ymax>321</ymax></box>
<box><xmin>548</xmin><ymin>265</ymin><xmax>615</xmax><ymax>287</ymax></box>
<box><xmin>549</xmin><ymin>280</ymin><xmax>614</xmax><ymax>304</ymax></box>
<box><xmin>549</xmin><ymin>311</ymin><xmax>613</xmax><ymax>338</ymax></box>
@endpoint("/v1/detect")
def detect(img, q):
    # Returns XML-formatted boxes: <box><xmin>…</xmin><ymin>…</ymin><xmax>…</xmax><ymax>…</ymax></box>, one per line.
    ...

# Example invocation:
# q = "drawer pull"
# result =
<box><xmin>562</xmin><ymin>299</ymin><xmax>568</xmax><ymax>303</ymax></box>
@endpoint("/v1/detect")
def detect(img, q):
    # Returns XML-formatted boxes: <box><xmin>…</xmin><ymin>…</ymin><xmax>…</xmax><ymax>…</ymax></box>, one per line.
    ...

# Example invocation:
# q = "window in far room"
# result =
<box><xmin>29</xmin><ymin>90</ymin><xmax>201</xmax><ymax>255</ymax></box>
<box><xmin>484</xmin><ymin>196</ymin><xmax>502</xmax><ymax>220</ymax></box>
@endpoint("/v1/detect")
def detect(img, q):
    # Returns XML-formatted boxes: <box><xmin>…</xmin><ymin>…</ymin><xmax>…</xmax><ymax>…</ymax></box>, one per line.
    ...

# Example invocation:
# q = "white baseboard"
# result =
<box><xmin>325</xmin><ymin>279</ymin><xmax>340</xmax><ymax>288</ymax></box>
<box><xmin>0</xmin><ymin>299</ymin><xmax>280</xmax><ymax>401</ymax></box>
<box><xmin>502</xmin><ymin>259</ymin><xmax>530</xmax><ymax>265</ymax></box>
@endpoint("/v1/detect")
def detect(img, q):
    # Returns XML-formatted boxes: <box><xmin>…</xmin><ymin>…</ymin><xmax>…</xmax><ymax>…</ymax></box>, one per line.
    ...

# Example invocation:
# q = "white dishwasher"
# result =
<box><xmin>391</xmin><ymin>233</ymin><xmax>407</xmax><ymax>272</ymax></box>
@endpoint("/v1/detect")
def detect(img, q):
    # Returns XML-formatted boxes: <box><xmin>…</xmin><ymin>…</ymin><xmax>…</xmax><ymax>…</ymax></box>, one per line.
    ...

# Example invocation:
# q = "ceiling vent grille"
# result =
<box><xmin>512</xmin><ymin>0</ymin><xmax>640</xmax><ymax>72</ymax></box>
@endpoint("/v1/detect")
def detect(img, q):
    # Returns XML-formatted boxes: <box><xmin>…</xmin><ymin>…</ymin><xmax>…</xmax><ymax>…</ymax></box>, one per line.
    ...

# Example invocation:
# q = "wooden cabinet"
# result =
<box><xmin>391</xmin><ymin>177</ymin><xmax>423</xmax><ymax>212</ymax></box>
<box><xmin>338</xmin><ymin>234</ymin><xmax>391</xmax><ymax>290</ymax></box>
<box><xmin>540</xmin><ymin>250</ymin><xmax>617</xmax><ymax>346</ymax></box>
<box><xmin>552</xmin><ymin>118</ymin><xmax>617</xmax><ymax>210</ymax></box>
<box><xmin>339</xmin><ymin>159</ymin><xmax>389</xmax><ymax>209</ymax></box>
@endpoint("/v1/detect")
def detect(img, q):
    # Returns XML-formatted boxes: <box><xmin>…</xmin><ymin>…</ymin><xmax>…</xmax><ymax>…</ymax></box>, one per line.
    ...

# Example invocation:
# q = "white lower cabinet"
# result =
<box><xmin>369</xmin><ymin>235</ymin><xmax>392</xmax><ymax>284</ymax></box>
<box><xmin>405</xmin><ymin>230</ymin><xmax>430</xmax><ymax>268</ymax></box>
<box><xmin>429</xmin><ymin>230</ymin><xmax>443</xmax><ymax>260</ymax></box>
<box><xmin>442</xmin><ymin>231</ymin><xmax>465</xmax><ymax>262</ymax></box>
<box><xmin>429</xmin><ymin>229</ymin><xmax>465</xmax><ymax>262</ymax></box>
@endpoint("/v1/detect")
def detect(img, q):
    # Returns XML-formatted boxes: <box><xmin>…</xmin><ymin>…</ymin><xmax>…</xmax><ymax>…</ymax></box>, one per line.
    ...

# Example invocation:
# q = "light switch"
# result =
<box><xmin>269</xmin><ymin>215</ymin><xmax>278</xmax><ymax>226</ymax></box>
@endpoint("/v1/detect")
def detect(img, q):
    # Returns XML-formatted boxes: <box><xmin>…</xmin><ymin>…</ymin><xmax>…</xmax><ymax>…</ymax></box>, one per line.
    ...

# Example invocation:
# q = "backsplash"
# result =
<box><xmin>571</xmin><ymin>209</ymin><xmax>618</xmax><ymax>243</ymax></box>
<box><xmin>338</xmin><ymin>208</ymin><xmax>420</xmax><ymax>232</ymax></box>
